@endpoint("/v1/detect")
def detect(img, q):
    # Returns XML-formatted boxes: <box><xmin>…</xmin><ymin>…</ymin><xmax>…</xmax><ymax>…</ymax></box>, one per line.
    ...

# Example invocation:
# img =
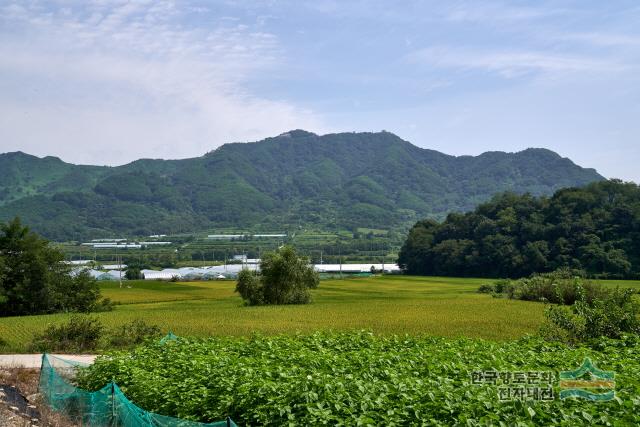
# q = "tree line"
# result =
<box><xmin>398</xmin><ymin>180</ymin><xmax>640</xmax><ymax>279</ymax></box>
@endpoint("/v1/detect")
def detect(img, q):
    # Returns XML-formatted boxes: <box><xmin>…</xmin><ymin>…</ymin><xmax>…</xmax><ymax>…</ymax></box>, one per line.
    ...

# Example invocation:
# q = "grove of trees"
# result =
<box><xmin>0</xmin><ymin>217</ymin><xmax>111</xmax><ymax>316</ymax></box>
<box><xmin>398</xmin><ymin>180</ymin><xmax>640</xmax><ymax>279</ymax></box>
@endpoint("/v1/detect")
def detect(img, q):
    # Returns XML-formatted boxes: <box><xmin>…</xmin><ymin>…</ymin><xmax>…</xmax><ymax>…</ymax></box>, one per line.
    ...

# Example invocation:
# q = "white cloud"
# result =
<box><xmin>407</xmin><ymin>46</ymin><xmax>627</xmax><ymax>79</ymax></box>
<box><xmin>443</xmin><ymin>2</ymin><xmax>560</xmax><ymax>23</ymax></box>
<box><xmin>0</xmin><ymin>1</ymin><xmax>326</xmax><ymax>165</ymax></box>
<box><xmin>559</xmin><ymin>32</ymin><xmax>640</xmax><ymax>48</ymax></box>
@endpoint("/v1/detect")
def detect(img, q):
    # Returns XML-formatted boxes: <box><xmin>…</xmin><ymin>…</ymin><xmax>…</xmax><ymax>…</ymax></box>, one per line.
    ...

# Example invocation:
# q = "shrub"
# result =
<box><xmin>29</xmin><ymin>315</ymin><xmax>104</xmax><ymax>352</ymax></box>
<box><xmin>109</xmin><ymin>319</ymin><xmax>161</xmax><ymax>348</ymax></box>
<box><xmin>482</xmin><ymin>268</ymin><xmax>606</xmax><ymax>305</ymax></box>
<box><xmin>477</xmin><ymin>283</ymin><xmax>494</xmax><ymax>293</ymax></box>
<box><xmin>493</xmin><ymin>279</ymin><xmax>510</xmax><ymax>294</ymax></box>
<box><xmin>540</xmin><ymin>287</ymin><xmax>640</xmax><ymax>343</ymax></box>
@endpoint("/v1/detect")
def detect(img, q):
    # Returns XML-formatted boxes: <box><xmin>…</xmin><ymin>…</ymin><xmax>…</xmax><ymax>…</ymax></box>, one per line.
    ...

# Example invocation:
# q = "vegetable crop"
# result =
<box><xmin>78</xmin><ymin>331</ymin><xmax>640</xmax><ymax>426</ymax></box>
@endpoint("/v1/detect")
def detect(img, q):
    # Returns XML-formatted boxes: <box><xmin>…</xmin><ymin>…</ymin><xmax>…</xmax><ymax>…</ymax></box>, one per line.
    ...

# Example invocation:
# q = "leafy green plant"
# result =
<box><xmin>29</xmin><ymin>315</ymin><xmax>104</xmax><ymax>352</ymax></box>
<box><xmin>477</xmin><ymin>283</ymin><xmax>494</xmax><ymax>293</ymax></box>
<box><xmin>484</xmin><ymin>269</ymin><xmax>608</xmax><ymax>305</ymax></box>
<box><xmin>108</xmin><ymin>319</ymin><xmax>162</xmax><ymax>348</ymax></box>
<box><xmin>540</xmin><ymin>286</ymin><xmax>640</xmax><ymax>343</ymax></box>
<box><xmin>76</xmin><ymin>331</ymin><xmax>640</xmax><ymax>426</ymax></box>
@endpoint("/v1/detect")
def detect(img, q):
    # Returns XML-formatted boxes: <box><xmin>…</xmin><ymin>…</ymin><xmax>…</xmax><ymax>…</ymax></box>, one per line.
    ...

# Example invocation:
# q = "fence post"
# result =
<box><xmin>111</xmin><ymin>382</ymin><xmax>116</xmax><ymax>426</ymax></box>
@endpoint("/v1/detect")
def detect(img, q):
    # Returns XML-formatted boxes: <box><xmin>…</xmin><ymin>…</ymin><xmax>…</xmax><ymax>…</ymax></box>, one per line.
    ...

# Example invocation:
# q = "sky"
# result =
<box><xmin>0</xmin><ymin>1</ymin><xmax>639</xmax><ymax>182</ymax></box>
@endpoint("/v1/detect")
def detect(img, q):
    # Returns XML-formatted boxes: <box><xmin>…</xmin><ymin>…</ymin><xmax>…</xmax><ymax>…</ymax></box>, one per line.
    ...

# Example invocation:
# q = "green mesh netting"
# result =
<box><xmin>39</xmin><ymin>354</ymin><xmax>237</xmax><ymax>427</ymax></box>
<box><xmin>159</xmin><ymin>331</ymin><xmax>179</xmax><ymax>344</ymax></box>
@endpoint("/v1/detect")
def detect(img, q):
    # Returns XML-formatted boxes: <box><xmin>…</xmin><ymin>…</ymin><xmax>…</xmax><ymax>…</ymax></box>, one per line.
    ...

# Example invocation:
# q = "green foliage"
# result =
<box><xmin>235</xmin><ymin>270</ymin><xmax>264</xmax><ymax>306</ymax></box>
<box><xmin>477</xmin><ymin>283</ymin><xmax>494</xmax><ymax>293</ymax></box>
<box><xmin>260</xmin><ymin>246</ymin><xmax>319</xmax><ymax>304</ymax></box>
<box><xmin>125</xmin><ymin>267</ymin><xmax>143</xmax><ymax>280</ymax></box>
<box><xmin>0</xmin><ymin>217</ymin><xmax>112</xmax><ymax>316</ymax></box>
<box><xmin>540</xmin><ymin>287</ymin><xmax>640</xmax><ymax>343</ymax></box>
<box><xmin>108</xmin><ymin>319</ymin><xmax>162</xmax><ymax>348</ymax></box>
<box><xmin>0</xmin><ymin>131</ymin><xmax>603</xmax><ymax>240</ymax></box>
<box><xmin>399</xmin><ymin>180</ymin><xmax>640</xmax><ymax>278</ymax></box>
<box><xmin>236</xmin><ymin>246</ymin><xmax>319</xmax><ymax>305</ymax></box>
<box><xmin>490</xmin><ymin>269</ymin><xmax>607</xmax><ymax>305</ymax></box>
<box><xmin>76</xmin><ymin>332</ymin><xmax>640</xmax><ymax>426</ymax></box>
<box><xmin>28</xmin><ymin>316</ymin><xmax>161</xmax><ymax>352</ymax></box>
<box><xmin>29</xmin><ymin>315</ymin><xmax>104</xmax><ymax>352</ymax></box>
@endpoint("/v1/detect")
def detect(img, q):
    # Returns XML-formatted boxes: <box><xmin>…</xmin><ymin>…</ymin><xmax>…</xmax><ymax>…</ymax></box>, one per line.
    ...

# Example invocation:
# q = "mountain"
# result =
<box><xmin>0</xmin><ymin>130</ymin><xmax>604</xmax><ymax>240</ymax></box>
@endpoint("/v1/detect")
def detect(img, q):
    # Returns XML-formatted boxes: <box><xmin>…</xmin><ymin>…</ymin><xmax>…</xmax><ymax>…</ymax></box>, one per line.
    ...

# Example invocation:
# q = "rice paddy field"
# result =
<box><xmin>1</xmin><ymin>276</ymin><xmax>639</xmax><ymax>353</ymax></box>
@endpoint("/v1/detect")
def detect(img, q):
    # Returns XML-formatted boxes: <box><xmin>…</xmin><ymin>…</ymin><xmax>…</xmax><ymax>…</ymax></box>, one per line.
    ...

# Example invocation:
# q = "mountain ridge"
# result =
<box><xmin>0</xmin><ymin>130</ymin><xmax>604</xmax><ymax>240</ymax></box>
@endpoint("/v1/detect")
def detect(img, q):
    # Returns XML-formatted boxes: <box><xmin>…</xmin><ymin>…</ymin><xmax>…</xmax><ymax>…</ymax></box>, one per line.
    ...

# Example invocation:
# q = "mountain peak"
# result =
<box><xmin>277</xmin><ymin>129</ymin><xmax>317</xmax><ymax>139</ymax></box>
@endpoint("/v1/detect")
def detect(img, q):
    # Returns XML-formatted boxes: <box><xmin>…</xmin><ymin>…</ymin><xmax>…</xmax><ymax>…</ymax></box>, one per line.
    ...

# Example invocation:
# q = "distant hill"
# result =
<box><xmin>0</xmin><ymin>130</ymin><xmax>604</xmax><ymax>240</ymax></box>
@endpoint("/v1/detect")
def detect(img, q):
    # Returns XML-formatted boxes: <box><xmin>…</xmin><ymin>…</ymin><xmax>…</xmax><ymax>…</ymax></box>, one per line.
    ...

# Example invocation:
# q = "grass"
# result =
<box><xmin>1</xmin><ymin>276</ymin><xmax>639</xmax><ymax>352</ymax></box>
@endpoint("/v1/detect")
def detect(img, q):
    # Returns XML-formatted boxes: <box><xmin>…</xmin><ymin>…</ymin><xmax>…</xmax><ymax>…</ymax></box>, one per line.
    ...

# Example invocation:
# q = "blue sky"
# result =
<box><xmin>0</xmin><ymin>1</ymin><xmax>638</xmax><ymax>182</ymax></box>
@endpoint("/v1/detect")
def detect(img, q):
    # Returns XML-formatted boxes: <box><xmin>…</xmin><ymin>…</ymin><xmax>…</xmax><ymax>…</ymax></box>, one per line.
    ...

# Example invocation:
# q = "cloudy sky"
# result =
<box><xmin>1</xmin><ymin>1</ymin><xmax>638</xmax><ymax>181</ymax></box>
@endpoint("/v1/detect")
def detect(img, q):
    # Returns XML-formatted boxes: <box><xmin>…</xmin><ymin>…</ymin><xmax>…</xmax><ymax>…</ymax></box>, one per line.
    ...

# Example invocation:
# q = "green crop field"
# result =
<box><xmin>1</xmin><ymin>276</ymin><xmax>639</xmax><ymax>353</ymax></box>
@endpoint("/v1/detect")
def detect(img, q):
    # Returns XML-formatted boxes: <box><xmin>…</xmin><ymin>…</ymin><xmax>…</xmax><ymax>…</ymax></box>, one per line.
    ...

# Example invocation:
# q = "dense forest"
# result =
<box><xmin>398</xmin><ymin>180</ymin><xmax>640</xmax><ymax>279</ymax></box>
<box><xmin>0</xmin><ymin>130</ymin><xmax>602</xmax><ymax>240</ymax></box>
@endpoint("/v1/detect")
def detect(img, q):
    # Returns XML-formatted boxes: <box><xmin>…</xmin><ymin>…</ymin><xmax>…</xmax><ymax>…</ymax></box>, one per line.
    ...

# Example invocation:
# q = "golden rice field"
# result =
<box><xmin>1</xmin><ymin>275</ymin><xmax>638</xmax><ymax>352</ymax></box>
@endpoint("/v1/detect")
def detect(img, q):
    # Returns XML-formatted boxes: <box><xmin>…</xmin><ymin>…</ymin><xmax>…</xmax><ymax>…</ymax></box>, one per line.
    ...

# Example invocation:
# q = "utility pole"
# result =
<box><xmin>117</xmin><ymin>245</ymin><xmax>122</xmax><ymax>288</ymax></box>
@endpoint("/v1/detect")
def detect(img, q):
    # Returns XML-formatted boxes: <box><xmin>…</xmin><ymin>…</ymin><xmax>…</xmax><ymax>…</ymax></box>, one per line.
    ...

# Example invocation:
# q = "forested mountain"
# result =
<box><xmin>398</xmin><ymin>180</ymin><xmax>640</xmax><ymax>279</ymax></box>
<box><xmin>0</xmin><ymin>130</ymin><xmax>603</xmax><ymax>240</ymax></box>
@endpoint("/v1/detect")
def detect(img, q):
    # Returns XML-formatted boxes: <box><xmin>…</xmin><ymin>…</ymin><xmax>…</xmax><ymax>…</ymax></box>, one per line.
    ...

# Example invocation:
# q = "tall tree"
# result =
<box><xmin>0</xmin><ymin>217</ymin><xmax>109</xmax><ymax>316</ymax></box>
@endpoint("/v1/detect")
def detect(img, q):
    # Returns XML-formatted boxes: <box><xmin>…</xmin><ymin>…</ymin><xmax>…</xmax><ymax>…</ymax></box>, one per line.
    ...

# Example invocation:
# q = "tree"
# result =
<box><xmin>235</xmin><ymin>246</ymin><xmax>319</xmax><ymax>305</ymax></box>
<box><xmin>0</xmin><ymin>256</ymin><xmax>5</xmax><ymax>306</ymax></box>
<box><xmin>0</xmin><ymin>217</ymin><xmax>110</xmax><ymax>316</ymax></box>
<box><xmin>125</xmin><ymin>267</ymin><xmax>143</xmax><ymax>280</ymax></box>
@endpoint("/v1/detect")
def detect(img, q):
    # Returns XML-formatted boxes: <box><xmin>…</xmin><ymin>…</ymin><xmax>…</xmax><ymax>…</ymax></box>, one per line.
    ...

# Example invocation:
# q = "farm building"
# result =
<box><xmin>315</xmin><ymin>263</ymin><xmax>400</xmax><ymax>274</ymax></box>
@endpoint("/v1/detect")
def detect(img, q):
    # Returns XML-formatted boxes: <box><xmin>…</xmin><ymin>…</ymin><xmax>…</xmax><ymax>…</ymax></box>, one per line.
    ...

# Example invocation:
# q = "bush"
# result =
<box><xmin>109</xmin><ymin>319</ymin><xmax>161</xmax><ymax>348</ymax></box>
<box><xmin>477</xmin><ymin>283</ymin><xmax>494</xmax><ymax>293</ymax></box>
<box><xmin>493</xmin><ymin>279</ymin><xmax>511</xmax><ymax>294</ymax></box>
<box><xmin>29</xmin><ymin>315</ymin><xmax>104</xmax><ymax>352</ymax></box>
<box><xmin>482</xmin><ymin>269</ymin><xmax>606</xmax><ymax>305</ymax></box>
<box><xmin>540</xmin><ymin>286</ymin><xmax>640</xmax><ymax>344</ymax></box>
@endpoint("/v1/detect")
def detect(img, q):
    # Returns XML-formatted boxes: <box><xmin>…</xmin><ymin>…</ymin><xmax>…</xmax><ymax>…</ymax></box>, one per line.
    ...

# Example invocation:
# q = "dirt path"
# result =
<box><xmin>0</xmin><ymin>355</ymin><xmax>96</xmax><ymax>368</ymax></box>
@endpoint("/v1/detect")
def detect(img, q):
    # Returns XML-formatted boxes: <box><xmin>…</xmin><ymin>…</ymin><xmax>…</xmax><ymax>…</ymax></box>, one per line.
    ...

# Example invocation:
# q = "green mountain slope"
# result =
<box><xmin>0</xmin><ymin>130</ymin><xmax>604</xmax><ymax>240</ymax></box>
